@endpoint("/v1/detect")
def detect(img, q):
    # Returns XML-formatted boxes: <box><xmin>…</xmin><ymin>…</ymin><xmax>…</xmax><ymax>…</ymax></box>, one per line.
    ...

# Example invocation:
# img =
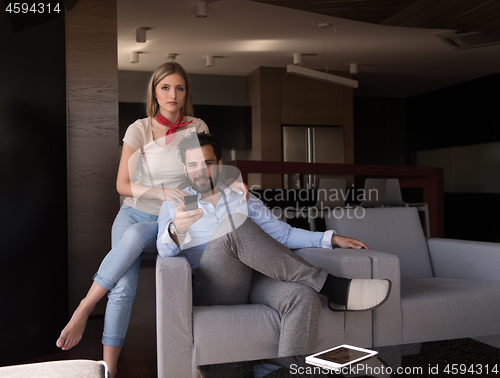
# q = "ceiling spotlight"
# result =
<box><xmin>293</xmin><ymin>53</ymin><xmax>302</xmax><ymax>66</ymax></box>
<box><xmin>136</xmin><ymin>27</ymin><xmax>149</xmax><ymax>43</ymax></box>
<box><xmin>166</xmin><ymin>53</ymin><xmax>177</xmax><ymax>62</ymax></box>
<box><xmin>206</xmin><ymin>55</ymin><xmax>215</xmax><ymax>67</ymax></box>
<box><xmin>130</xmin><ymin>51</ymin><xmax>140</xmax><ymax>63</ymax></box>
<box><xmin>196</xmin><ymin>1</ymin><xmax>207</xmax><ymax>18</ymax></box>
<box><xmin>349</xmin><ymin>63</ymin><xmax>358</xmax><ymax>75</ymax></box>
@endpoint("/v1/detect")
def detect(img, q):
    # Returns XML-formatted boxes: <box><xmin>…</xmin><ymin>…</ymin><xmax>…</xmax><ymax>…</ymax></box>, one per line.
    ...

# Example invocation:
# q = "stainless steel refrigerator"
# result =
<box><xmin>283</xmin><ymin>125</ymin><xmax>344</xmax><ymax>189</ymax></box>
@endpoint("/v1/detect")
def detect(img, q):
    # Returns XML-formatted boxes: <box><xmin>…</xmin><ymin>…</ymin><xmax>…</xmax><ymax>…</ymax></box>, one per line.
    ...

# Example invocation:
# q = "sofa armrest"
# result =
<box><xmin>334</xmin><ymin>248</ymin><xmax>402</xmax><ymax>347</ymax></box>
<box><xmin>295</xmin><ymin>247</ymin><xmax>400</xmax><ymax>284</ymax></box>
<box><xmin>156</xmin><ymin>255</ymin><xmax>193</xmax><ymax>378</ymax></box>
<box><xmin>295</xmin><ymin>248</ymin><xmax>402</xmax><ymax>347</ymax></box>
<box><xmin>295</xmin><ymin>247</ymin><xmax>373</xmax><ymax>278</ymax></box>
<box><xmin>428</xmin><ymin>238</ymin><xmax>500</xmax><ymax>282</ymax></box>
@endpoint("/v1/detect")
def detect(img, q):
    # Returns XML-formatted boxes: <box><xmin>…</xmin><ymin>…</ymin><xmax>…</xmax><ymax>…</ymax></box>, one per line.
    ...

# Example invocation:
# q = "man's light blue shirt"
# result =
<box><xmin>157</xmin><ymin>183</ymin><xmax>334</xmax><ymax>268</ymax></box>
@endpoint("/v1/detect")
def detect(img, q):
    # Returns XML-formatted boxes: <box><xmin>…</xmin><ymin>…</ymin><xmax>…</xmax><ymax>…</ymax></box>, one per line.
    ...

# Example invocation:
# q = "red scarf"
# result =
<box><xmin>156</xmin><ymin>113</ymin><xmax>193</xmax><ymax>144</ymax></box>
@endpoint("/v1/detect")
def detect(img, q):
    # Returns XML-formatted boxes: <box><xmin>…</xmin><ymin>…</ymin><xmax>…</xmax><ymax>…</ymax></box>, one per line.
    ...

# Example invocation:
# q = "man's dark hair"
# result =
<box><xmin>178</xmin><ymin>132</ymin><xmax>222</xmax><ymax>165</ymax></box>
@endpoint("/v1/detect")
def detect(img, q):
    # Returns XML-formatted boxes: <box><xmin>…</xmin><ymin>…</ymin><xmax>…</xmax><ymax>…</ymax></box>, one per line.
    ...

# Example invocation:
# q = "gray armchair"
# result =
<box><xmin>326</xmin><ymin>207</ymin><xmax>500</xmax><ymax>346</ymax></box>
<box><xmin>155</xmin><ymin>247</ymin><xmax>386</xmax><ymax>378</ymax></box>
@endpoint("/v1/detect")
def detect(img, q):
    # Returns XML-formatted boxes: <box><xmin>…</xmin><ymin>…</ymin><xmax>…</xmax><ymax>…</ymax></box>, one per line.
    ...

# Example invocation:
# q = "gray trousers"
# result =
<box><xmin>192</xmin><ymin>213</ymin><xmax>329</xmax><ymax>356</ymax></box>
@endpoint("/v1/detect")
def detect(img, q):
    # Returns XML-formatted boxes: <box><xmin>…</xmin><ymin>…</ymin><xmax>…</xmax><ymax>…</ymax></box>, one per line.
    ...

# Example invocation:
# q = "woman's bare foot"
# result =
<box><xmin>56</xmin><ymin>300</ymin><xmax>95</xmax><ymax>350</ymax></box>
<box><xmin>57</xmin><ymin>281</ymin><xmax>108</xmax><ymax>350</ymax></box>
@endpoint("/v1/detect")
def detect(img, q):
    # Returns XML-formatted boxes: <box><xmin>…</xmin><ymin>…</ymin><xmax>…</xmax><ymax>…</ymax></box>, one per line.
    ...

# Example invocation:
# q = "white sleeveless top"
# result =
<box><xmin>122</xmin><ymin>116</ymin><xmax>209</xmax><ymax>215</ymax></box>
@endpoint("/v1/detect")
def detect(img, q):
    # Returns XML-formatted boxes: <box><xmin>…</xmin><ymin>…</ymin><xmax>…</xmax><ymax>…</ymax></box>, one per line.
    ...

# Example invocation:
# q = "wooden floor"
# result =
<box><xmin>26</xmin><ymin>261</ymin><xmax>158</xmax><ymax>378</ymax></box>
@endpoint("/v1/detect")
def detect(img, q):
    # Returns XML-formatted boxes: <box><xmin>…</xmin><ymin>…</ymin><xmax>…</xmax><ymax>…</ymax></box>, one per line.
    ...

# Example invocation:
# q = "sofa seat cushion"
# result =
<box><xmin>401</xmin><ymin>278</ymin><xmax>500</xmax><ymax>344</ymax></box>
<box><xmin>192</xmin><ymin>304</ymin><xmax>281</xmax><ymax>369</ymax></box>
<box><xmin>191</xmin><ymin>298</ymin><xmax>360</xmax><ymax>371</ymax></box>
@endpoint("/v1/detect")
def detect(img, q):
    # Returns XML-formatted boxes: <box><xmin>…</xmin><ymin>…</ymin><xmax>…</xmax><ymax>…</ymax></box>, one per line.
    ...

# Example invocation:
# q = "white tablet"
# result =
<box><xmin>305</xmin><ymin>344</ymin><xmax>378</xmax><ymax>371</ymax></box>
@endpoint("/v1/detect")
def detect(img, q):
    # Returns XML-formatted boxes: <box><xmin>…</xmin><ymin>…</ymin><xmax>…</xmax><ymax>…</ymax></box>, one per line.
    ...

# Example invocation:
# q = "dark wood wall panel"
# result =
<box><xmin>66</xmin><ymin>0</ymin><xmax>119</xmax><ymax>313</ymax></box>
<box><xmin>246</xmin><ymin>68</ymin><xmax>262</xmax><ymax>162</ymax></box>
<box><xmin>280</xmin><ymin>71</ymin><xmax>346</xmax><ymax>126</ymax></box>
<box><xmin>246</xmin><ymin>67</ymin><xmax>282</xmax><ymax>189</ymax></box>
<box><xmin>343</xmin><ymin>86</ymin><xmax>355</xmax><ymax>166</ymax></box>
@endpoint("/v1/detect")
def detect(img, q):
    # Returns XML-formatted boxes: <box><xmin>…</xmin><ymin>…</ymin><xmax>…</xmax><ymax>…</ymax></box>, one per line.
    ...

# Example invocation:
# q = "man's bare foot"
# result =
<box><xmin>56</xmin><ymin>302</ymin><xmax>94</xmax><ymax>350</ymax></box>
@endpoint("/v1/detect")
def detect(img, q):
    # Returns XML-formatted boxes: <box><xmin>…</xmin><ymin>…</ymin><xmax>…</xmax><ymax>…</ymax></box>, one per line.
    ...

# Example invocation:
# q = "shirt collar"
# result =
<box><xmin>186</xmin><ymin>182</ymin><xmax>231</xmax><ymax>198</ymax></box>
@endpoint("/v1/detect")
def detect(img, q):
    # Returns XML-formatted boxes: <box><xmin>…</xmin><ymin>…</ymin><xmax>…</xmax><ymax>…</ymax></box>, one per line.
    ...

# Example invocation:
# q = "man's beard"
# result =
<box><xmin>189</xmin><ymin>170</ymin><xmax>219</xmax><ymax>193</ymax></box>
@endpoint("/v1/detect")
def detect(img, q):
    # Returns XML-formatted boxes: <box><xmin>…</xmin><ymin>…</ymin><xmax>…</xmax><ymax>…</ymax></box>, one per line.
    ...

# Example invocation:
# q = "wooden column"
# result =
<box><xmin>246</xmin><ymin>67</ymin><xmax>282</xmax><ymax>189</ymax></box>
<box><xmin>66</xmin><ymin>0</ymin><xmax>119</xmax><ymax>313</ymax></box>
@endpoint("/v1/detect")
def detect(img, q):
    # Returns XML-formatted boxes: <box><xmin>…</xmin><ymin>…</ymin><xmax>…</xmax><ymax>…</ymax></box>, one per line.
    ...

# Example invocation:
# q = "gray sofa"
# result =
<box><xmin>155</xmin><ymin>207</ymin><xmax>500</xmax><ymax>377</ymax></box>
<box><xmin>156</xmin><ymin>247</ymin><xmax>387</xmax><ymax>378</ymax></box>
<box><xmin>326</xmin><ymin>207</ymin><xmax>500</xmax><ymax>346</ymax></box>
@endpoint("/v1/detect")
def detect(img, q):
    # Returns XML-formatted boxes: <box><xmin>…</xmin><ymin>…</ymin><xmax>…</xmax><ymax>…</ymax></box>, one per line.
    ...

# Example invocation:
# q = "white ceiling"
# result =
<box><xmin>117</xmin><ymin>0</ymin><xmax>500</xmax><ymax>97</ymax></box>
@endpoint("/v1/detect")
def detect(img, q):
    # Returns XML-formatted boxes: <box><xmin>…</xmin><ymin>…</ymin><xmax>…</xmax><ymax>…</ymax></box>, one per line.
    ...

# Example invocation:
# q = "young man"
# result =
<box><xmin>157</xmin><ymin>132</ymin><xmax>390</xmax><ymax>357</ymax></box>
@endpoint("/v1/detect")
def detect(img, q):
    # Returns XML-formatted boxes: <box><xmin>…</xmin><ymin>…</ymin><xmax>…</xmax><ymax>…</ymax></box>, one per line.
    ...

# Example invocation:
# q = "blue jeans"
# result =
<box><xmin>94</xmin><ymin>204</ymin><xmax>158</xmax><ymax>347</ymax></box>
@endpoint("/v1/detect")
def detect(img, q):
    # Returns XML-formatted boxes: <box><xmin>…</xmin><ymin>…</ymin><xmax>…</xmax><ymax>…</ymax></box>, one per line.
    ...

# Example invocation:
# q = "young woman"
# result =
<box><xmin>56</xmin><ymin>62</ymin><xmax>247</xmax><ymax>378</ymax></box>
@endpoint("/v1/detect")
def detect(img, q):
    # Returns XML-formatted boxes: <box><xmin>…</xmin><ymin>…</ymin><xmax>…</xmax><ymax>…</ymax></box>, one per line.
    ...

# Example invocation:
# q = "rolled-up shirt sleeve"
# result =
<box><xmin>322</xmin><ymin>230</ymin><xmax>335</xmax><ymax>249</ymax></box>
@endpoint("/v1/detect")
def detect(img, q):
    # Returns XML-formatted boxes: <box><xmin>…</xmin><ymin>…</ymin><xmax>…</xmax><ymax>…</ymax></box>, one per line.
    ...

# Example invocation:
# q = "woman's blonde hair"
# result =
<box><xmin>146</xmin><ymin>62</ymin><xmax>194</xmax><ymax>117</ymax></box>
